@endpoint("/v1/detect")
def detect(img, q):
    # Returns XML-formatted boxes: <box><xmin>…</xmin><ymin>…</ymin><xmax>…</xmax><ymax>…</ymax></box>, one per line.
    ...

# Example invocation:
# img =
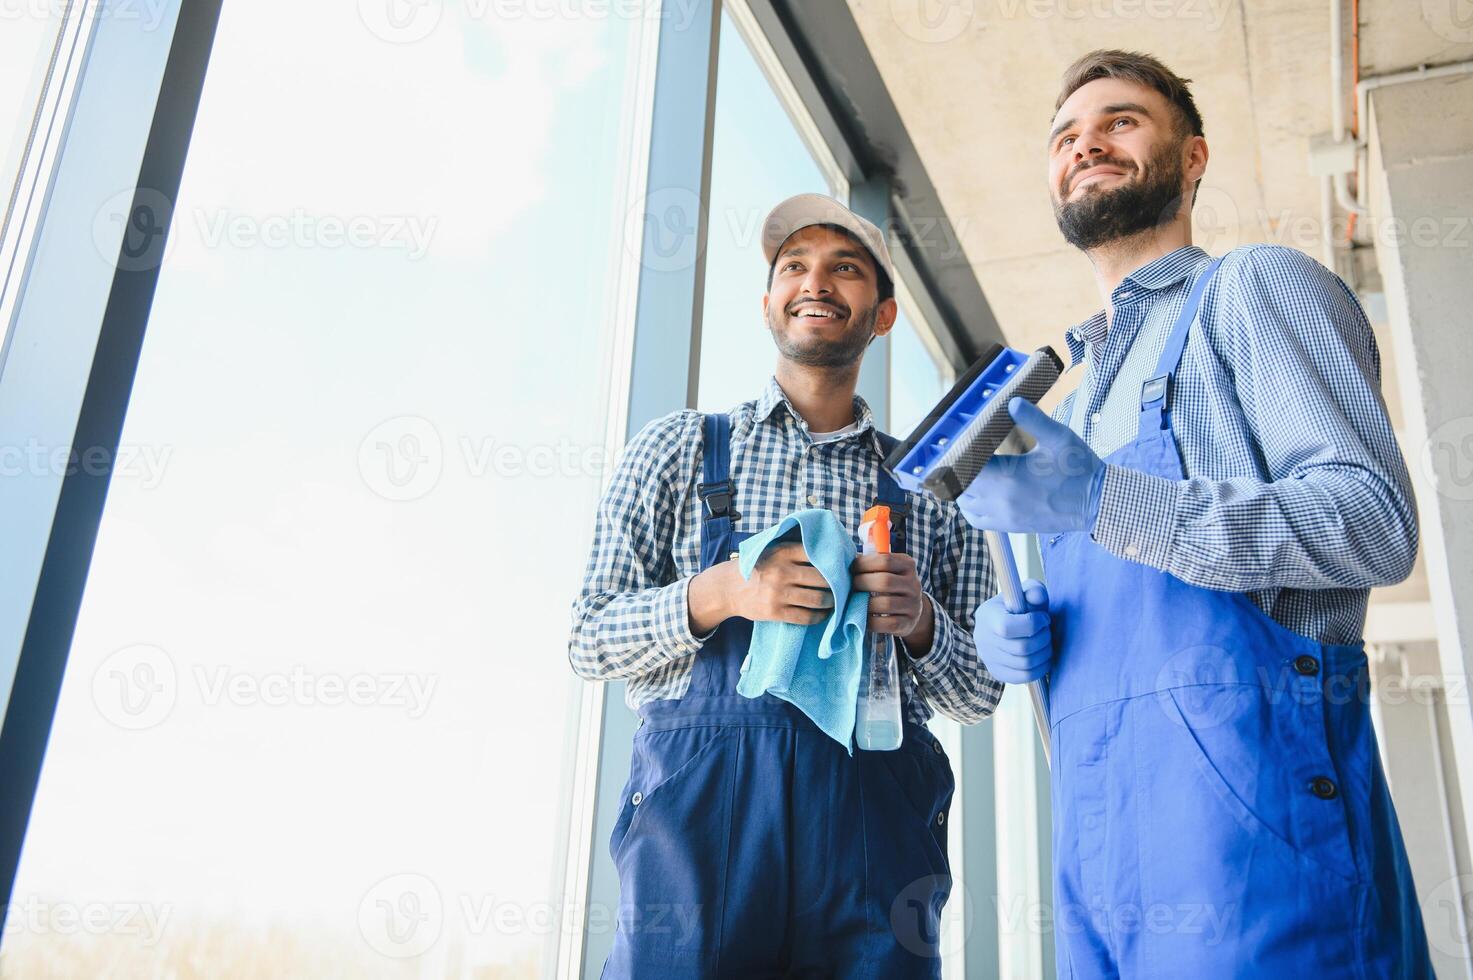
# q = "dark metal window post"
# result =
<box><xmin>0</xmin><ymin>0</ymin><xmax>226</xmax><ymax>938</ymax></box>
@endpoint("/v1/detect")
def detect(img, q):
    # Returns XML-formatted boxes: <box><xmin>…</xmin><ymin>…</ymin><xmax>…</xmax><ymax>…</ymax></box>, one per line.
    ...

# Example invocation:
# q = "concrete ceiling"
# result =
<box><xmin>847</xmin><ymin>0</ymin><xmax>1336</xmax><ymax>357</ymax></box>
<box><xmin>846</xmin><ymin>0</ymin><xmax>1473</xmax><ymax>613</ymax></box>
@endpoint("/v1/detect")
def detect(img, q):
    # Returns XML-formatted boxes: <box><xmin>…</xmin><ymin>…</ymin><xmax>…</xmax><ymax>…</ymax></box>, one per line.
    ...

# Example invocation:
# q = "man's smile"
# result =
<box><xmin>1069</xmin><ymin>166</ymin><xmax>1128</xmax><ymax>194</ymax></box>
<box><xmin>788</xmin><ymin>301</ymin><xmax>849</xmax><ymax>323</ymax></box>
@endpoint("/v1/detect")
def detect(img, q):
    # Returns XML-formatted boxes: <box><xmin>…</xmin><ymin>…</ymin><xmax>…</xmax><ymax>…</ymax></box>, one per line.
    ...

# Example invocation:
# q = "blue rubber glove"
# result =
<box><xmin>973</xmin><ymin>579</ymin><xmax>1052</xmax><ymax>684</ymax></box>
<box><xmin>958</xmin><ymin>397</ymin><xmax>1106</xmax><ymax>534</ymax></box>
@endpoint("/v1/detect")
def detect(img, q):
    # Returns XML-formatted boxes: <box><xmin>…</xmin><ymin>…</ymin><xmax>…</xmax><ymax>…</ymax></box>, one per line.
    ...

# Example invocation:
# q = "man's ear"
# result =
<box><xmin>762</xmin><ymin>293</ymin><xmax>770</xmax><ymax>324</ymax></box>
<box><xmin>1186</xmin><ymin>134</ymin><xmax>1208</xmax><ymax>185</ymax></box>
<box><xmin>871</xmin><ymin>297</ymin><xmax>899</xmax><ymax>339</ymax></box>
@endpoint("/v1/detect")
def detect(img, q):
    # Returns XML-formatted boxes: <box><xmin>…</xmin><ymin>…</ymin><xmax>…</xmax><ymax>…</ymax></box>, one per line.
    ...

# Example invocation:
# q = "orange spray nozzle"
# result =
<box><xmin>860</xmin><ymin>505</ymin><xmax>892</xmax><ymax>556</ymax></box>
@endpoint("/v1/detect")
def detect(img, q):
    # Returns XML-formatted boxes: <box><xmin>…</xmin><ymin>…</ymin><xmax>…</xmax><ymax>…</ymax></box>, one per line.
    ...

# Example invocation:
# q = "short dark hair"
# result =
<box><xmin>1055</xmin><ymin>49</ymin><xmax>1204</xmax><ymax>139</ymax></box>
<box><xmin>766</xmin><ymin>222</ymin><xmax>895</xmax><ymax>303</ymax></box>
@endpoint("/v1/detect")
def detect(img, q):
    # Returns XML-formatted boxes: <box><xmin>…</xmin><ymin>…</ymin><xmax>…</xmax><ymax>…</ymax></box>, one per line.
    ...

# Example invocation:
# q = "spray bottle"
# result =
<box><xmin>856</xmin><ymin>505</ymin><xmax>903</xmax><ymax>751</ymax></box>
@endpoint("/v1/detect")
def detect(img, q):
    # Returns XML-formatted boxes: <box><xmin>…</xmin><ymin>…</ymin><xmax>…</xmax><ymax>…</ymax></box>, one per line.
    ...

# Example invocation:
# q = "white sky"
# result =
<box><xmin>9</xmin><ymin>1</ymin><xmax>640</xmax><ymax>971</ymax></box>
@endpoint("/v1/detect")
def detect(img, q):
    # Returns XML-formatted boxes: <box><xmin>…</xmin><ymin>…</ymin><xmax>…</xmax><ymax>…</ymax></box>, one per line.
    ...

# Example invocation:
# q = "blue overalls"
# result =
<box><xmin>601</xmin><ymin>413</ymin><xmax>956</xmax><ymax>979</ymax></box>
<box><xmin>1042</xmin><ymin>260</ymin><xmax>1432</xmax><ymax>977</ymax></box>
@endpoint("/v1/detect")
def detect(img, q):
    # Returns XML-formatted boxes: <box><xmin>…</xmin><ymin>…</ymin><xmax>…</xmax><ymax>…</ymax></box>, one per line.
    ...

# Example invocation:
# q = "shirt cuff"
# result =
<box><xmin>654</xmin><ymin>575</ymin><xmax>716</xmax><ymax>657</ymax></box>
<box><xmin>1090</xmin><ymin>463</ymin><xmax>1180</xmax><ymax>569</ymax></box>
<box><xmin>900</xmin><ymin>593</ymin><xmax>956</xmax><ymax>681</ymax></box>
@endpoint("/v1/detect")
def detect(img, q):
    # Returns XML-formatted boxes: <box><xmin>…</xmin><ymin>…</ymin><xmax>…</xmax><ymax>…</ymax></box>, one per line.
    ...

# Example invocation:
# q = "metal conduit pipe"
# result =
<box><xmin>1354</xmin><ymin>60</ymin><xmax>1473</xmax><ymax>212</ymax></box>
<box><xmin>1324</xmin><ymin>0</ymin><xmax>1473</xmax><ymax>252</ymax></box>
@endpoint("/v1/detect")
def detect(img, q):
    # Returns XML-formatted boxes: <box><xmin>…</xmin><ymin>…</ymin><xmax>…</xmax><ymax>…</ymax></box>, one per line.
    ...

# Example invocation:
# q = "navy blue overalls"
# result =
<box><xmin>601</xmin><ymin>413</ymin><xmax>956</xmax><ymax>979</ymax></box>
<box><xmin>1042</xmin><ymin>260</ymin><xmax>1432</xmax><ymax>977</ymax></box>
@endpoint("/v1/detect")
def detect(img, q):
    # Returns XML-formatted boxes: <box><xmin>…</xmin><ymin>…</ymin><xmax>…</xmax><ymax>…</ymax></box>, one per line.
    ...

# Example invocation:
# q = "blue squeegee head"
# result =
<box><xmin>921</xmin><ymin>347</ymin><xmax>1064</xmax><ymax>501</ymax></box>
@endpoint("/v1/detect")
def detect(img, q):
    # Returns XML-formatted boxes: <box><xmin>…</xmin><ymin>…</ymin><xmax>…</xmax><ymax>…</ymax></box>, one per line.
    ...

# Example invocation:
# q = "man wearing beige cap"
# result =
<box><xmin>570</xmin><ymin>193</ymin><xmax>1001</xmax><ymax>977</ymax></box>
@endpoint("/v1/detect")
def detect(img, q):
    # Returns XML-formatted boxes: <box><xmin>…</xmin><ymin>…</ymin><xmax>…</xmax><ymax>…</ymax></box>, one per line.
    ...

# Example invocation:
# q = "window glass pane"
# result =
<box><xmin>4</xmin><ymin>3</ymin><xmax>644</xmax><ymax>976</ymax></box>
<box><xmin>695</xmin><ymin>11</ymin><xmax>832</xmax><ymax>414</ymax></box>
<box><xmin>889</xmin><ymin>305</ymin><xmax>952</xmax><ymax>439</ymax></box>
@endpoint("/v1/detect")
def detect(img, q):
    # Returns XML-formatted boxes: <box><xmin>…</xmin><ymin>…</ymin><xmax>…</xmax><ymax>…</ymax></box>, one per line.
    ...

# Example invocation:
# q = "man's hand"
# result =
<box><xmin>851</xmin><ymin>552</ymin><xmax>933</xmax><ymax>653</ymax></box>
<box><xmin>973</xmin><ymin>580</ymin><xmax>1052</xmax><ymax>684</ymax></box>
<box><xmin>958</xmin><ymin>398</ymin><xmax>1106</xmax><ymax>534</ymax></box>
<box><xmin>689</xmin><ymin>540</ymin><xmax>834</xmax><ymax>634</ymax></box>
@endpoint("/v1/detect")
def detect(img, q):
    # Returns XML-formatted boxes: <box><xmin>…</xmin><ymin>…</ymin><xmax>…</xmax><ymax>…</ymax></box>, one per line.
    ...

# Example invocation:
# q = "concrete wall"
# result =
<box><xmin>1367</xmin><ymin>71</ymin><xmax>1473</xmax><ymax>969</ymax></box>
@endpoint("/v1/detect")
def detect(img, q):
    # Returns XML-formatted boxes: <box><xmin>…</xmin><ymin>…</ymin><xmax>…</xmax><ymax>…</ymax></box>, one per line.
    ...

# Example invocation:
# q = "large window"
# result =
<box><xmin>2</xmin><ymin>2</ymin><xmax>646</xmax><ymax>976</ymax></box>
<box><xmin>695</xmin><ymin>8</ymin><xmax>836</xmax><ymax>415</ymax></box>
<box><xmin>0</xmin><ymin>4</ymin><xmax>1008</xmax><ymax>977</ymax></box>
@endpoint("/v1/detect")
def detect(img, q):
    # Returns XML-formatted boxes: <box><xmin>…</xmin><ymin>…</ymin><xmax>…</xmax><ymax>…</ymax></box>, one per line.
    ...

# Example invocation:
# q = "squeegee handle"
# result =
<box><xmin>982</xmin><ymin>529</ymin><xmax>1052</xmax><ymax>768</ymax></box>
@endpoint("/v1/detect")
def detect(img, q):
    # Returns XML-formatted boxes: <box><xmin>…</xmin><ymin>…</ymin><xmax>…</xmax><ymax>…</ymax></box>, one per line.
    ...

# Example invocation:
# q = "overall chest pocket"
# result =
<box><xmin>610</xmin><ymin>725</ymin><xmax>734</xmax><ymax>865</ymax></box>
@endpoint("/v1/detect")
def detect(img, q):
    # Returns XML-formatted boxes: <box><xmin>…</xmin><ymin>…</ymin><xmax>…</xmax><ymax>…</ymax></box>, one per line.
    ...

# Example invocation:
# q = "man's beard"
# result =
<box><xmin>1053</xmin><ymin>140</ymin><xmax>1187</xmax><ymax>251</ymax></box>
<box><xmin>768</xmin><ymin>301</ymin><xmax>878</xmax><ymax>369</ymax></box>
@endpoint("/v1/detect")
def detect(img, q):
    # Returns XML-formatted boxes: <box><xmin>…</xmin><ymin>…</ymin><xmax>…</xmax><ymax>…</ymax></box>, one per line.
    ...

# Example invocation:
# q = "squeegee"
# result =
<box><xmin>885</xmin><ymin>344</ymin><xmax>1064</xmax><ymax>765</ymax></box>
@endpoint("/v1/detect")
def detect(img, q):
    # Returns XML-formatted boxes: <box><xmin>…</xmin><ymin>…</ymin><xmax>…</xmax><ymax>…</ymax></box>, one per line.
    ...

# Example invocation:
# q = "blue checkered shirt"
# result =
<box><xmin>1058</xmin><ymin>244</ymin><xmax>1417</xmax><ymax>645</ymax></box>
<box><xmin>569</xmin><ymin>377</ymin><xmax>1003</xmax><ymax>726</ymax></box>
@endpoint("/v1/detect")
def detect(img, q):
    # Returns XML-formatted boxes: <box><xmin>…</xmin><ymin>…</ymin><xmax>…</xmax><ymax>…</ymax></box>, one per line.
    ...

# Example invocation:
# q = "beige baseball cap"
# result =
<box><xmin>761</xmin><ymin>193</ymin><xmax>894</xmax><ymax>284</ymax></box>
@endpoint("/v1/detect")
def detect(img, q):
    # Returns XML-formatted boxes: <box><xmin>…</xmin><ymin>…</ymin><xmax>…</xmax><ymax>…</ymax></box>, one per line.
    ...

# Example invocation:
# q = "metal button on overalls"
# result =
<box><xmin>1309</xmin><ymin>777</ymin><xmax>1338</xmax><ymax>800</ymax></box>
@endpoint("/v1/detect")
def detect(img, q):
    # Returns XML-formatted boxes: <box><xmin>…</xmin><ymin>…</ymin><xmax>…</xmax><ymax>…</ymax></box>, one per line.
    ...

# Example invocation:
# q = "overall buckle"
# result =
<box><xmin>698</xmin><ymin>480</ymin><xmax>734</xmax><ymax>519</ymax></box>
<box><xmin>1140</xmin><ymin>374</ymin><xmax>1169</xmax><ymax>409</ymax></box>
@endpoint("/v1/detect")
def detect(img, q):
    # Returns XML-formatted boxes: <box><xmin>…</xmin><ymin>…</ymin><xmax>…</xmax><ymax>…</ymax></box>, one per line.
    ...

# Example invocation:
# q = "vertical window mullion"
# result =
<box><xmin>576</xmin><ymin>2</ymin><xmax>721</xmax><ymax>976</ymax></box>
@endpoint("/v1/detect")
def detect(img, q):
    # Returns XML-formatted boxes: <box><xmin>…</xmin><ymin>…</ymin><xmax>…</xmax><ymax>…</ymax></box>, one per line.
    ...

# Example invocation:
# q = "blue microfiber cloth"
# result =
<box><xmin>734</xmin><ymin>508</ymin><xmax>870</xmax><ymax>753</ymax></box>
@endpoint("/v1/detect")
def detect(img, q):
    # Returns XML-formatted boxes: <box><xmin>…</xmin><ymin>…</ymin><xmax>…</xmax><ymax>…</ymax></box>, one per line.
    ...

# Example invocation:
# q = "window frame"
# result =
<box><xmin>0</xmin><ymin>0</ymin><xmax>224</xmax><ymax>937</ymax></box>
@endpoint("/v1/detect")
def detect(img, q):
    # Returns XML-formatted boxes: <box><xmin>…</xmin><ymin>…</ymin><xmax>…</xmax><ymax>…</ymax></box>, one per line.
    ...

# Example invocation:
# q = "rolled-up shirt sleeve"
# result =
<box><xmin>568</xmin><ymin>411</ymin><xmax>711</xmax><ymax>681</ymax></box>
<box><xmin>1090</xmin><ymin>245</ymin><xmax>1418</xmax><ymax>592</ymax></box>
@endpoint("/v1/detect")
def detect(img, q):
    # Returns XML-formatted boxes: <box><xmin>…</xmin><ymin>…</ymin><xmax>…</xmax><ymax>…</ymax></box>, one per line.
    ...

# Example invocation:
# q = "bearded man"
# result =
<box><xmin>962</xmin><ymin>49</ymin><xmax>1433</xmax><ymax>977</ymax></box>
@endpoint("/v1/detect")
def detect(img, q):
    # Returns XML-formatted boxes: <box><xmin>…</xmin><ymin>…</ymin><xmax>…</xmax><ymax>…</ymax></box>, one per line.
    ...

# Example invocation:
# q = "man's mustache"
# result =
<box><xmin>785</xmin><ymin>299</ymin><xmax>850</xmax><ymax>317</ymax></box>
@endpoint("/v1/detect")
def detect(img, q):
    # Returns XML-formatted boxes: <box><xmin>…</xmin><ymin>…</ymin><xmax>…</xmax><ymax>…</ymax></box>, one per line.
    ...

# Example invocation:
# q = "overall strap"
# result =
<box><xmin>873</xmin><ymin>431</ymin><xmax>910</xmax><ymax>556</ymax></box>
<box><xmin>1138</xmin><ymin>257</ymin><xmax>1224</xmax><ymax>438</ymax></box>
<box><xmin>697</xmin><ymin>413</ymin><xmax>735</xmax><ymax>565</ymax></box>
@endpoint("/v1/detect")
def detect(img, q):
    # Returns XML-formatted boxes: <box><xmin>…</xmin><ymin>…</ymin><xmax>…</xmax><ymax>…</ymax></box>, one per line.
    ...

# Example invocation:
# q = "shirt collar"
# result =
<box><xmin>1120</xmin><ymin>244</ymin><xmax>1210</xmax><ymax>294</ymax></box>
<box><xmin>1064</xmin><ymin>312</ymin><xmax>1107</xmax><ymax>367</ymax></box>
<box><xmin>756</xmin><ymin>375</ymin><xmax>884</xmax><ymax>453</ymax></box>
<box><xmin>1063</xmin><ymin>244</ymin><xmax>1210</xmax><ymax>366</ymax></box>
